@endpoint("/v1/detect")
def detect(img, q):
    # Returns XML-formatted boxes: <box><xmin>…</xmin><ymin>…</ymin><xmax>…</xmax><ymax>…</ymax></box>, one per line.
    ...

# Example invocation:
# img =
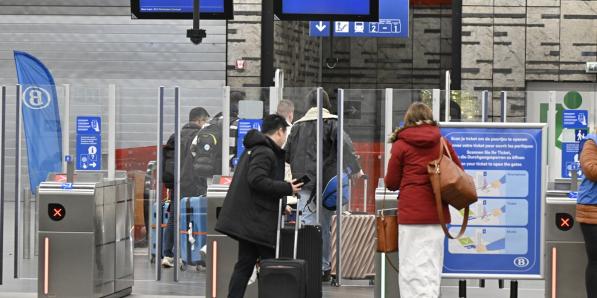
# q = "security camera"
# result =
<box><xmin>187</xmin><ymin>28</ymin><xmax>206</xmax><ymax>45</ymax></box>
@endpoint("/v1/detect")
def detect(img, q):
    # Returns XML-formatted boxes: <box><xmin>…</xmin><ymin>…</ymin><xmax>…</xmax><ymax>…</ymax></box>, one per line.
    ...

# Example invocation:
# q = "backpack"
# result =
<box><xmin>322</xmin><ymin>173</ymin><xmax>350</xmax><ymax>211</ymax></box>
<box><xmin>190</xmin><ymin>123</ymin><xmax>223</xmax><ymax>177</ymax></box>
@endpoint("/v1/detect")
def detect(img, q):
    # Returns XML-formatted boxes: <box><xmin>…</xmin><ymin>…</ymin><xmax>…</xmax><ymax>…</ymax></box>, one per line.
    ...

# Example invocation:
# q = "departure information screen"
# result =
<box><xmin>275</xmin><ymin>0</ymin><xmax>378</xmax><ymax>21</ymax></box>
<box><xmin>131</xmin><ymin>0</ymin><xmax>233</xmax><ymax>19</ymax></box>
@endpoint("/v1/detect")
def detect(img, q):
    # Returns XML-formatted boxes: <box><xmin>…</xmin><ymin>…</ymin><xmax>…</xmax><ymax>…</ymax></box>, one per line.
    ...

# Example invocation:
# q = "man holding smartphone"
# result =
<box><xmin>215</xmin><ymin>114</ymin><xmax>303</xmax><ymax>298</ymax></box>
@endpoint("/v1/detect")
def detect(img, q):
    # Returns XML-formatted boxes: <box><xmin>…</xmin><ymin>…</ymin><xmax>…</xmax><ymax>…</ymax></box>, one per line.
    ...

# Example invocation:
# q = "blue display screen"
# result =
<box><xmin>139</xmin><ymin>0</ymin><xmax>225</xmax><ymax>13</ymax></box>
<box><xmin>282</xmin><ymin>0</ymin><xmax>370</xmax><ymax>15</ymax></box>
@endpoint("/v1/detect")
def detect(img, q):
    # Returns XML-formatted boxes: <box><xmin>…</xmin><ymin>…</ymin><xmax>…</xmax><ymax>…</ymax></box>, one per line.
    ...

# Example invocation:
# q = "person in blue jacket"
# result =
<box><xmin>577</xmin><ymin>132</ymin><xmax>597</xmax><ymax>298</ymax></box>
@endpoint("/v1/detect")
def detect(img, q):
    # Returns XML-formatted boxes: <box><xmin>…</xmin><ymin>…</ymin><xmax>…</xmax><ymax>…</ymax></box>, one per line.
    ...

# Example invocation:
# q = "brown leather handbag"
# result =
<box><xmin>428</xmin><ymin>137</ymin><xmax>478</xmax><ymax>239</ymax></box>
<box><xmin>375</xmin><ymin>190</ymin><xmax>399</xmax><ymax>272</ymax></box>
<box><xmin>376</xmin><ymin>190</ymin><xmax>398</xmax><ymax>253</ymax></box>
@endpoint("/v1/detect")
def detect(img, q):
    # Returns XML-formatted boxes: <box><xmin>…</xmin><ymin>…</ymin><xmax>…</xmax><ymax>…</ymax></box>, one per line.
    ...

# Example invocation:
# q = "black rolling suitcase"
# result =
<box><xmin>259</xmin><ymin>199</ymin><xmax>308</xmax><ymax>298</ymax></box>
<box><xmin>280</xmin><ymin>224</ymin><xmax>322</xmax><ymax>298</ymax></box>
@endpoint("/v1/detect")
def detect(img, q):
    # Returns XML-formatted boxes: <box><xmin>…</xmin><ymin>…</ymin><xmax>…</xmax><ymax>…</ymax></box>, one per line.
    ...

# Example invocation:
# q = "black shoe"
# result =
<box><xmin>321</xmin><ymin>270</ymin><xmax>331</xmax><ymax>282</ymax></box>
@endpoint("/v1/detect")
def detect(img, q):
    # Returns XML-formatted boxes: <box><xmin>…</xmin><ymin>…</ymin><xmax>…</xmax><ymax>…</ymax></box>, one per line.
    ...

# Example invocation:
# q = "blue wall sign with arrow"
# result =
<box><xmin>309</xmin><ymin>0</ymin><xmax>408</xmax><ymax>38</ymax></box>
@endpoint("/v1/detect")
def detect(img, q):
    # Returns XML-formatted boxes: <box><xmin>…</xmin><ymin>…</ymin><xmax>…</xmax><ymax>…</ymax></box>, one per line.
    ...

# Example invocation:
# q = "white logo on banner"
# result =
<box><xmin>513</xmin><ymin>257</ymin><xmax>530</xmax><ymax>268</ymax></box>
<box><xmin>22</xmin><ymin>87</ymin><xmax>51</xmax><ymax>110</ymax></box>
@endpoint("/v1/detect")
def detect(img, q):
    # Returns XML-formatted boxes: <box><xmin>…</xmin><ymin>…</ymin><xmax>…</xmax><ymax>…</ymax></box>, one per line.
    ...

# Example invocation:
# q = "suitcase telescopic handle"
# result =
<box><xmin>362</xmin><ymin>175</ymin><xmax>368</xmax><ymax>213</ymax></box>
<box><xmin>276</xmin><ymin>196</ymin><xmax>301</xmax><ymax>259</ymax></box>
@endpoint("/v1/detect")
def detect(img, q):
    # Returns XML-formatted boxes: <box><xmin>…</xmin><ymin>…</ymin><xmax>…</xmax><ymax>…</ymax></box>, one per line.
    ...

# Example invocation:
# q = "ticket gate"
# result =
<box><xmin>545</xmin><ymin>178</ymin><xmax>588</xmax><ymax>298</ymax></box>
<box><xmin>205</xmin><ymin>184</ymin><xmax>258</xmax><ymax>298</ymax></box>
<box><xmin>38</xmin><ymin>170</ymin><xmax>134</xmax><ymax>298</ymax></box>
<box><xmin>374</xmin><ymin>186</ymin><xmax>399</xmax><ymax>298</ymax></box>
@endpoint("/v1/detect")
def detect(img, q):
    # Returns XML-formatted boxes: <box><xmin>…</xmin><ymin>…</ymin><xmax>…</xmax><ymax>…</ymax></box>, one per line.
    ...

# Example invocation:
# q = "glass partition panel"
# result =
<box><xmin>115</xmin><ymin>85</ymin><xmax>160</xmax><ymax>282</ymax></box>
<box><xmin>392</xmin><ymin>89</ymin><xmax>433</xmax><ymax>129</ymax></box>
<box><xmin>524</xmin><ymin>89</ymin><xmax>597</xmax><ymax>183</ymax></box>
<box><xmin>283</xmin><ymin>87</ymin><xmax>319</xmax><ymax>121</ymax></box>
<box><xmin>229</xmin><ymin>87</ymin><xmax>273</xmax><ymax>171</ymax></box>
<box><xmin>340</xmin><ymin>89</ymin><xmax>385</xmax><ymax>213</ymax></box>
<box><xmin>172</xmin><ymin>87</ymin><xmax>226</xmax><ymax>283</ymax></box>
<box><xmin>447</xmin><ymin>90</ymin><xmax>483</xmax><ymax>122</ymax></box>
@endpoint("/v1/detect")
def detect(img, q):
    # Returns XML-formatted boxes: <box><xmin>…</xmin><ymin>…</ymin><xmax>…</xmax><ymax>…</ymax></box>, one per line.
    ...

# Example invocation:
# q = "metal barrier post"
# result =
<box><xmin>335</xmin><ymin>88</ymin><xmax>345</xmax><ymax>287</ymax></box>
<box><xmin>384</xmin><ymin>88</ymin><xmax>393</xmax><ymax>175</ymax></box>
<box><xmin>432</xmin><ymin>89</ymin><xmax>441</xmax><ymax>121</ymax></box>
<box><xmin>269</xmin><ymin>86</ymin><xmax>279</xmax><ymax>116</ymax></box>
<box><xmin>155</xmin><ymin>86</ymin><xmax>165</xmax><ymax>281</ymax></box>
<box><xmin>445</xmin><ymin>71</ymin><xmax>451</xmax><ymax>122</ymax></box>
<box><xmin>0</xmin><ymin>85</ymin><xmax>5</xmax><ymax>284</ymax></box>
<box><xmin>174</xmin><ymin>87</ymin><xmax>181</xmax><ymax>282</ymax></box>
<box><xmin>23</xmin><ymin>188</ymin><xmax>30</xmax><ymax>259</ymax></box>
<box><xmin>62</xmin><ymin>84</ymin><xmax>70</xmax><ymax>172</ymax></box>
<box><xmin>222</xmin><ymin>86</ymin><xmax>230</xmax><ymax>177</ymax></box>
<box><xmin>500</xmin><ymin>91</ymin><xmax>508</xmax><ymax>123</ymax></box>
<box><xmin>481</xmin><ymin>90</ymin><xmax>489</xmax><ymax>123</ymax></box>
<box><xmin>14</xmin><ymin>84</ymin><xmax>22</xmax><ymax>278</ymax></box>
<box><xmin>316</xmin><ymin>87</ymin><xmax>323</xmax><ymax>225</ymax></box>
<box><xmin>108</xmin><ymin>84</ymin><xmax>116</xmax><ymax>180</ymax></box>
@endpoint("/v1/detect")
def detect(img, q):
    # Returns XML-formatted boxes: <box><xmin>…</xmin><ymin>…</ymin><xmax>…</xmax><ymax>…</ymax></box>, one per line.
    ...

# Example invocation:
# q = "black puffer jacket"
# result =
<box><xmin>285</xmin><ymin>108</ymin><xmax>361</xmax><ymax>191</ymax></box>
<box><xmin>215</xmin><ymin>130</ymin><xmax>293</xmax><ymax>248</ymax></box>
<box><xmin>162</xmin><ymin>122</ymin><xmax>207</xmax><ymax>197</ymax></box>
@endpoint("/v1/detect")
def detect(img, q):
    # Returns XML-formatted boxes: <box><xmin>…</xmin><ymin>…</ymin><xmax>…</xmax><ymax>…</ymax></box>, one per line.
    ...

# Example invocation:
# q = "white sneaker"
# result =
<box><xmin>161</xmin><ymin>257</ymin><xmax>174</xmax><ymax>268</ymax></box>
<box><xmin>248</xmin><ymin>266</ymin><xmax>258</xmax><ymax>285</ymax></box>
<box><xmin>200</xmin><ymin>245</ymin><xmax>207</xmax><ymax>259</ymax></box>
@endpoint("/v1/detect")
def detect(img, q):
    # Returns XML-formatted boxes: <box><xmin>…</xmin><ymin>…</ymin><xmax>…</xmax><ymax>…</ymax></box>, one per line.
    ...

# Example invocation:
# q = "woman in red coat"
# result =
<box><xmin>384</xmin><ymin>102</ymin><xmax>462</xmax><ymax>297</ymax></box>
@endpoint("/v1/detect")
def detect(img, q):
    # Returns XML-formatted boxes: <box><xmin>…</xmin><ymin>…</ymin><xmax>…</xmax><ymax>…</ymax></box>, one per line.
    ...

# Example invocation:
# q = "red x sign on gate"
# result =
<box><xmin>48</xmin><ymin>203</ymin><xmax>65</xmax><ymax>221</ymax></box>
<box><xmin>556</xmin><ymin>213</ymin><xmax>573</xmax><ymax>231</ymax></box>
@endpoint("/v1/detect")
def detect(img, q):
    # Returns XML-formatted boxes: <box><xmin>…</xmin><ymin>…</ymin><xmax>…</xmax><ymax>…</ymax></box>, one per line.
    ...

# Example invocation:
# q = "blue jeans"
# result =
<box><xmin>298</xmin><ymin>189</ymin><xmax>333</xmax><ymax>272</ymax></box>
<box><xmin>163</xmin><ymin>197</ymin><xmax>177</xmax><ymax>258</ymax></box>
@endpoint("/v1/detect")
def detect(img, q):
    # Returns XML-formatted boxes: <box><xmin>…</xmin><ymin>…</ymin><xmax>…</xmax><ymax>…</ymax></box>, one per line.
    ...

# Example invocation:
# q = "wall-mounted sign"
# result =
<box><xmin>310</xmin><ymin>0</ymin><xmax>408</xmax><ymax>38</ymax></box>
<box><xmin>76</xmin><ymin>116</ymin><xmax>102</xmax><ymax>171</ymax></box>
<box><xmin>131</xmin><ymin>0</ymin><xmax>233</xmax><ymax>19</ymax></box>
<box><xmin>275</xmin><ymin>0</ymin><xmax>378</xmax><ymax>21</ymax></box>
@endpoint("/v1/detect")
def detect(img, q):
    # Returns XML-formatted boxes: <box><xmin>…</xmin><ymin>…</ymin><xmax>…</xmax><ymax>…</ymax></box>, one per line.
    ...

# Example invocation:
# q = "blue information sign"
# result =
<box><xmin>76</xmin><ymin>116</ymin><xmax>101</xmax><ymax>171</ymax></box>
<box><xmin>561</xmin><ymin>142</ymin><xmax>583</xmax><ymax>179</ymax></box>
<box><xmin>234</xmin><ymin>119</ymin><xmax>263</xmax><ymax>166</ymax></box>
<box><xmin>562</xmin><ymin>110</ymin><xmax>588</xmax><ymax>129</ymax></box>
<box><xmin>139</xmin><ymin>0</ymin><xmax>226</xmax><ymax>13</ymax></box>
<box><xmin>309</xmin><ymin>0</ymin><xmax>408</xmax><ymax>38</ymax></box>
<box><xmin>441</xmin><ymin>126</ymin><xmax>544</xmax><ymax>278</ymax></box>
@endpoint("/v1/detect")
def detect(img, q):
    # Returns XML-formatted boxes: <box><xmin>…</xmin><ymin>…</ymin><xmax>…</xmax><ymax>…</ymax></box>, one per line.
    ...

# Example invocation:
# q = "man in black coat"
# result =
<box><xmin>161</xmin><ymin>107</ymin><xmax>210</xmax><ymax>268</ymax></box>
<box><xmin>215</xmin><ymin>114</ymin><xmax>302</xmax><ymax>298</ymax></box>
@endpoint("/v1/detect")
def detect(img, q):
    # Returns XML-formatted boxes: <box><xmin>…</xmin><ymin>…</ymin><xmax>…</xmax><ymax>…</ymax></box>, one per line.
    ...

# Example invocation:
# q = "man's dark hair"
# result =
<box><xmin>261</xmin><ymin>114</ymin><xmax>289</xmax><ymax>135</ymax></box>
<box><xmin>307</xmin><ymin>89</ymin><xmax>332</xmax><ymax>110</ymax></box>
<box><xmin>189</xmin><ymin>107</ymin><xmax>210</xmax><ymax>122</ymax></box>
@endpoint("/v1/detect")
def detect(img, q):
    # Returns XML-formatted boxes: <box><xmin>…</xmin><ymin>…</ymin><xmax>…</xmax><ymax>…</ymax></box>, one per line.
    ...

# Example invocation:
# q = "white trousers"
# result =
<box><xmin>398</xmin><ymin>224</ymin><xmax>445</xmax><ymax>298</ymax></box>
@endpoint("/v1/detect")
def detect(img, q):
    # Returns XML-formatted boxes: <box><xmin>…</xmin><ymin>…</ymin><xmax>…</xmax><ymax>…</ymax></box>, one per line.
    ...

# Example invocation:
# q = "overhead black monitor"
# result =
<box><xmin>274</xmin><ymin>0</ymin><xmax>378</xmax><ymax>21</ymax></box>
<box><xmin>131</xmin><ymin>0</ymin><xmax>233</xmax><ymax>20</ymax></box>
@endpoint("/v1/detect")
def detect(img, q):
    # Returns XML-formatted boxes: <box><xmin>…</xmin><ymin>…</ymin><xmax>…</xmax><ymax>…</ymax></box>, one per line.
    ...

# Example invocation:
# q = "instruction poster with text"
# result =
<box><xmin>441</xmin><ymin>126</ymin><xmax>543</xmax><ymax>278</ymax></box>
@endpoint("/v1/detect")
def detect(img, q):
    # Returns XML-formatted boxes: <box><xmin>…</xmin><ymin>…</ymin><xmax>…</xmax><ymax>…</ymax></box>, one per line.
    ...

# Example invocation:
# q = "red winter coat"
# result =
<box><xmin>384</xmin><ymin>124</ymin><xmax>462</xmax><ymax>224</ymax></box>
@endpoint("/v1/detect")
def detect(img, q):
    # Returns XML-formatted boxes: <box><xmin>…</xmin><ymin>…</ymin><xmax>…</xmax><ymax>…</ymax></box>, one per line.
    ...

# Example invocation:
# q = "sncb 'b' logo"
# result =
<box><xmin>513</xmin><ymin>257</ymin><xmax>530</xmax><ymax>268</ymax></box>
<box><xmin>22</xmin><ymin>86</ymin><xmax>51</xmax><ymax>110</ymax></box>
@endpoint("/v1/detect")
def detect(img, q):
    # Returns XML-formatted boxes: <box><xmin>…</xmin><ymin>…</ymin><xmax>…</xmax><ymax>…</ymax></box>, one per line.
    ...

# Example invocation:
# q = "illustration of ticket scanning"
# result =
<box><xmin>448</xmin><ymin>228</ymin><xmax>528</xmax><ymax>255</ymax></box>
<box><xmin>449</xmin><ymin>199</ymin><xmax>529</xmax><ymax>226</ymax></box>
<box><xmin>468</xmin><ymin>170</ymin><xmax>529</xmax><ymax>198</ymax></box>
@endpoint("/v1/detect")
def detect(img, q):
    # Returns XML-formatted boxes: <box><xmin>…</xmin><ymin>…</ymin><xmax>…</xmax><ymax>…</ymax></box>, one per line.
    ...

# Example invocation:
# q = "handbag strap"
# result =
<box><xmin>431</xmin><ymin>138</ymin><xmax>469</xmax><ymax>239</ymax></box>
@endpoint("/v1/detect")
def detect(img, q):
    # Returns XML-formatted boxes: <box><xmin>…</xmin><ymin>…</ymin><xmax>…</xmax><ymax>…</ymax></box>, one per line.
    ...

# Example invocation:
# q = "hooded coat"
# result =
<box><xmin>285</xmin><ymin>107</ymin><xmax>362</xmax><ymax>191</ymax></box>
<box><xmin>384</xmin><ymin>124</ymin><xmax>462</xmax><ymax>224</ymax></box>
<box><xmin>215</xmin><ymin>129</ymin><xmax>293</xmax><ymax>248</ymax></box>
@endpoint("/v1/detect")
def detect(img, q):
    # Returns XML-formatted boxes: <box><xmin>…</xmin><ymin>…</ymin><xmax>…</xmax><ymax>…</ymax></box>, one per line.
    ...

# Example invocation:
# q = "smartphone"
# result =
<box><xmin>293</xmin><ymin>175</ymin><xmax>311</xmax><ymax>185</ymax></box>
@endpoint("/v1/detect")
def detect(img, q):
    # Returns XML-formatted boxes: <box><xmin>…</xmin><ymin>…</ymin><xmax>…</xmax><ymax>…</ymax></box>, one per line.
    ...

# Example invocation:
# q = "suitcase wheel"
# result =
<box><xmin>331</xmin><ymin>278</ymin><xmax>339</xmax><ymax>287</ymax></box>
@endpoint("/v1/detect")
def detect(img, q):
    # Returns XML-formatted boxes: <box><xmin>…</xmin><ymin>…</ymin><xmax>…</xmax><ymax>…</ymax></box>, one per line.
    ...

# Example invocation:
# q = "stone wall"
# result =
<box><xmin>321</xmin><ymin>6</ymin><xmax>453</xmax><ymax>90</ymax></box>
<box><xmin>227</xmin><ymin>0</ymin><xmax>262</xmax><ymax>87</ymax></box>
<box><xmin>461</xmin><ymin>0</ymin><xmax>597</xmax><ymax>119</ymax></box>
